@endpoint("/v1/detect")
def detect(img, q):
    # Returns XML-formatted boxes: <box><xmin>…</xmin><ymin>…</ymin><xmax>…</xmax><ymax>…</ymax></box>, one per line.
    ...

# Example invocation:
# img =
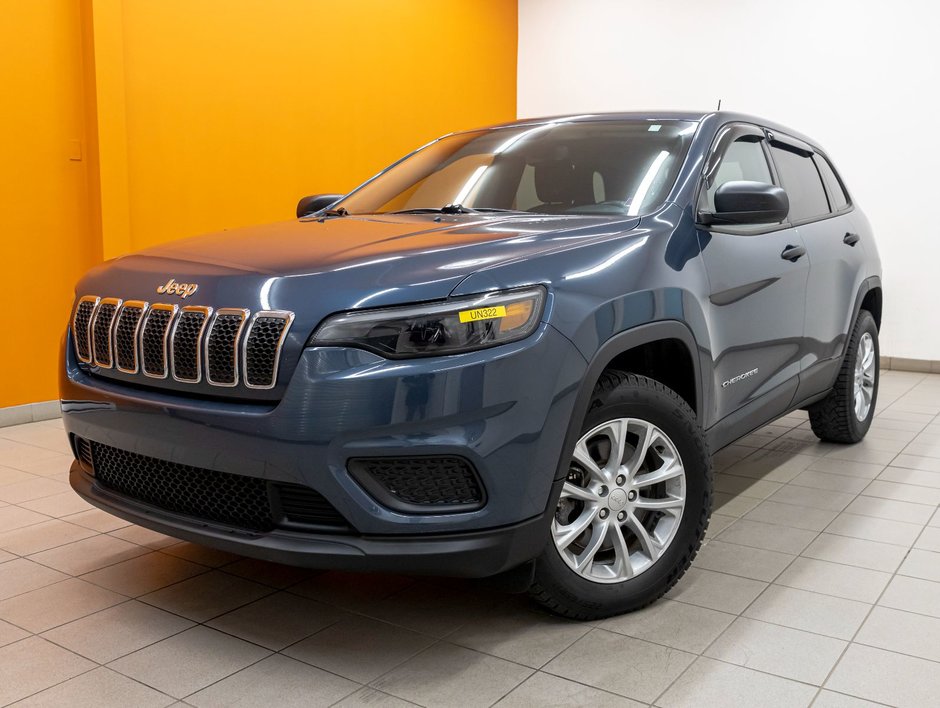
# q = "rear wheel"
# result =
<box><xmin>808</xmin><ymin>309</ymin><xmax>879</xmax><ymax>443</ymax></box>
<box><xmin>530</xmin><ymin>371</ymin><xmax>711</xmax><ymax>620</ymax></box>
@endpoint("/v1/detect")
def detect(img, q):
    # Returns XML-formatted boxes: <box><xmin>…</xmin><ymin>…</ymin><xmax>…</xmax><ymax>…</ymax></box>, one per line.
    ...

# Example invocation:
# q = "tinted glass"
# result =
<box><xmin>813</xmin><ymin>154</ymin><xmax>849</xmax><ymax>211</ymax></box>
<box><xmin>337</xmin><ymin>121</ymin><xmax>697</xmax><ymax>217</ymax></box>
<box><xmin>770</xmin><ymin>145</ymin><xmax>830</xmax><ymax>221</ymax></box>
<box><xmin>704</xmin><ymin>137</ymin><xmax>773</xmax><ymax>212</ymax></box>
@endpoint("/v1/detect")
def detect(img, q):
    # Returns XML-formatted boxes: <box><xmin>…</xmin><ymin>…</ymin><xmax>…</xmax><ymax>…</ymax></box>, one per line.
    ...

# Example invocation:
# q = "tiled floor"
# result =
<box><xmin>1</xmin><ymin>371</ymin><xmax>939</xmax><ymax>707</ymax></box>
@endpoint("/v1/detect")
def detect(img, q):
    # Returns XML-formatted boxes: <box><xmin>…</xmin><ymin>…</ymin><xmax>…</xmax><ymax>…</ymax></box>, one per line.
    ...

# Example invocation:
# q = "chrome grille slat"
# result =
<box><xmin>140</xmin><ymin>305</ymin><xmax>177</xmax><ymax>378</ymax></box>
<box><xmin>243</xmin><ymin>310</ymin><xmax>294</xmax><ymax>390</ymax></box>
<box><xmin>171</xmin><ymin>306</ymin><xmax>212</xmax><ymax>383</ymax></box>
<box><xmin>73</xmin><ymin>295</ymin><xmax>293</xmax><ymax>391</ymax></box>
<box><xmin>205</xmin><ymin>309</ymin><xmax>249</xmax><ymax>387</ymax></box>
<box><xmin>114</xmin><ymin>301</ymin><xmax>148</xmax><ymax>373</ymax></box>
<box><xmin>91</xmin><ymin>298</ymin><xmax>121</xmax><ymax>368</ymax></box>
<box><xmin>72</xmin><ymin>296</ymin><xmax>100</xmax><ymax>363</ymax></box>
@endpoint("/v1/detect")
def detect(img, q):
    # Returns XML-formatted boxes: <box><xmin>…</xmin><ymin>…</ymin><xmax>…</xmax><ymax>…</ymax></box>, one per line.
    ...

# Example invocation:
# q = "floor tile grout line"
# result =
<box><xmin>0</xmin><ymin>483</ymin><xmax>75</xmax><ymax>507</ymax></box>
<box><xmin>849</xmin><ymin>631</ymin><xmax>940</xmax><ymax>667</ymax></box>
<box><xmin>273</xmin><ymin>618</ymin><xmax>439</xmax><ymax>689</ymax></box>
<box><xmin>87</xmin><ymin>602</ymin><xmax>366</xmax><ymax>701</ymax></box>
<box><xmin>486</xmin><ymin>667</ymin><xmax>635</xmax><ymax>708</ymax></box>
<box><xmin>809</xmin><ymin>382</ymin><xmax>937</xmax><ymax>698</ymax></box>
<box><xmin>0</xmin><ymin>574</ymin><xmax>132</xmax><ymax>614</ymax></box>
<box><xmin>483</xmin><ymin>666</ymin><xmax>539</xmax><ymax>708</ymax></box>
<box><xmin>808</xmin><ymin>685</ymin><xmax>897</xmax><ymax>707</ymax></box>
<box><xmin>0</xmin><ymin>652</ymin><xmax>181</xmax><ymax>708</ymax></box>
<box><xmin>5</xmin><ymin>380</ymin><xmax>940</xmax><ymax>706</ymax></box>
<box><xmin>0</xmin><ymin>521</ymin><xmax>111</xmax><ymax>559</ymax></box>
<box><xmin>655</xmin><ymin>459</ymin><xmax>838</xmax><ymax>703</ymax></box>
<box><xmin>812</xmin><ymin>527</ymin><xmax>920</xmax><ymax>700</ymax></box>
<box><xmin>179</xmin><ymin>645</ymin><xmax>367</xmax><ymax>707</ymax></box>
<box><xmin>652</xmin><ymin>401</ymin><xmax>901</xmax><ymax>702</ymax></box>
<box><xmin>710</xmin><ymin>534</ymin><xmax>908</xmax><ymax>576</ymax></box>
<box><xmin>36</xmin><ymin>597</ymin><xmax>195</xmax><ymax>662</ymax></box>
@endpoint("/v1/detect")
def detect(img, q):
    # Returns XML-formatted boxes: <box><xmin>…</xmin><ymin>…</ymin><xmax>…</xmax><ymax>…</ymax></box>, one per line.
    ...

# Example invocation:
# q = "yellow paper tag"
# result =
<box><xmin>458</xmin><ymin>305</ymin><xmax>507</xmax><ymax>323</ymax></box>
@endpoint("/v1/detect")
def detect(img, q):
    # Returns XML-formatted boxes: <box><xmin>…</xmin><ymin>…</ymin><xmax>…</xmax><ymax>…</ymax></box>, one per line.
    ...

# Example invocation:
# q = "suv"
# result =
<box><xmin>62</xmin><ymin>112</ymin><xmax>881</xmax><ymax>619</ymax></box>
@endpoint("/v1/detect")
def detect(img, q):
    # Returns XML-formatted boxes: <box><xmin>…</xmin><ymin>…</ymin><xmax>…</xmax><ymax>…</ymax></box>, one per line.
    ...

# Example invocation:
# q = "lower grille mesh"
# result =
<box><xmin>84</xmin><ymin>440</ymin><xmax>350</xmax><ymax>533</ymax></box>
<box><xmin>91</xmin><ymin>442</ymin><xmax>273</xmax><ymax>530</ymax></box>
<box><xmin>348</xmin><ymin>456</ymin><xmax>485</xmax><ymax>511</ymax></box>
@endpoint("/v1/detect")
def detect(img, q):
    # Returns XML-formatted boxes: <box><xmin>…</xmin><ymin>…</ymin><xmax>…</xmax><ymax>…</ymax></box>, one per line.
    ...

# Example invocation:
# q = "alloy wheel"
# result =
<box><xmin>552</xmin><ymin>418</ymin><xmax>687</xmax><ymax>583</ymax></box>
<box><xmin>854</xmin><ymin>332</ymin><xmax>876</xmax><ymax>421</ymax></box>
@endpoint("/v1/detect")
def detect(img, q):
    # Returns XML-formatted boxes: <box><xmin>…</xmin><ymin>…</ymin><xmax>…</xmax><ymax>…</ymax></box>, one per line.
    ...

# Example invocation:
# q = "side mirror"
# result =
<box><xmin>700</xmin><ymin>181</ymin><xmax>789</xmax><ymax>226</ymax></box>
<box><xmin>297</xmin><ymin>194</ymin><xmax>344</xmax><ymax>218</ymax></box>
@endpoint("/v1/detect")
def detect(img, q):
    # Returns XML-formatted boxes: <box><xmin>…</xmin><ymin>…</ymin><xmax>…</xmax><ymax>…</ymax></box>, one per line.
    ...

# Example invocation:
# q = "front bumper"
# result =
<box><xmin>70</xmin><ymin>463</ymin><xmax>552</xmax><ymax>576</ymax></box>
<box><xmin>61</xmin><ymin>323</ymin><xmax>586</xmax><ymax>574</ymax></box>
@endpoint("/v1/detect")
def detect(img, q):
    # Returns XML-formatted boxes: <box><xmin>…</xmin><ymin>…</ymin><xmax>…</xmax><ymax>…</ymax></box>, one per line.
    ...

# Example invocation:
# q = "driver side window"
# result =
<box><xmin>703</xmin><ymin>137</ymin><xmax>773</xmax><ymax>212</ymax></box>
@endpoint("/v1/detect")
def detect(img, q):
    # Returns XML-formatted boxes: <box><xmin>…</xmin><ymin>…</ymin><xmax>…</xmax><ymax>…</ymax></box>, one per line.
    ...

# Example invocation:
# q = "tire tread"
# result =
<box><xmin>808</xmin><ymin>310</ymin><xmax>878</xmax><ymax>443</ymax></box>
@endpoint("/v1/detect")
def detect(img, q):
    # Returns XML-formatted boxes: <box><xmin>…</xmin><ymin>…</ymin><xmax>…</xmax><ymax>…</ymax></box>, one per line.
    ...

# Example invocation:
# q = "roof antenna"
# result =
<box><xmin>716</xmin><ymin>98</ymin><xmax>722</xmax><ymax>111</ymax></box>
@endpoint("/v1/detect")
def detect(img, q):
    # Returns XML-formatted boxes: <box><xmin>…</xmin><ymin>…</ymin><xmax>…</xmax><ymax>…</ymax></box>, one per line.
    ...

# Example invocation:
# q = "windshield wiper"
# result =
<box><xmin>472</xmin><ymin>207</ymin><xmax>530</xmax><ymax>214</ymax></box>
<box><xmin>389</xmin><ymin>203</ymin><xmax>478</xmax><ymax>215</ymax></box>
<box><xmin>321</xmin><ymin>206</ymin><xmax>348</xmax><ymax>217</ymax></box>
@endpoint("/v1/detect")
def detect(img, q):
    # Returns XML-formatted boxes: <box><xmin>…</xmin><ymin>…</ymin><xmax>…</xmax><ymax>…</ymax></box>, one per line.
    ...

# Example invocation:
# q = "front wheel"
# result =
<box><xmin>529</xmin><ymin>372</ymin><xmax>712</xmax><ymax>620</ymax></box>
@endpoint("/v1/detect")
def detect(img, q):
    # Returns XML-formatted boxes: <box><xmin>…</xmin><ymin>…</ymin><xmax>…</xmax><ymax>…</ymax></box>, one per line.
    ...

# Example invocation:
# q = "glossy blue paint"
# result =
<box><xmin>61</xmin><ymin>111</ymin><xmax>882</xmax><ymax>575</ymax></box>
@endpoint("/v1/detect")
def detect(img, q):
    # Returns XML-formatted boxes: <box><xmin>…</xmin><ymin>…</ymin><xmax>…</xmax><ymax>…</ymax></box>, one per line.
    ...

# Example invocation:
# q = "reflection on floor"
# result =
<box><xmin>1</xmin><ymin>370</ymin><xmax>939</xmax><ymax>706</ymax></box>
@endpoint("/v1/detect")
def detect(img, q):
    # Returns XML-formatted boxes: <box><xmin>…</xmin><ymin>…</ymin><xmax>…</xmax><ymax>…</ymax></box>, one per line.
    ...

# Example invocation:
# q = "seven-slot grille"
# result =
<box><xmin>72</xmin><ymin>295</ymin><xmax>292</xmax><ymax>390</ymax></box>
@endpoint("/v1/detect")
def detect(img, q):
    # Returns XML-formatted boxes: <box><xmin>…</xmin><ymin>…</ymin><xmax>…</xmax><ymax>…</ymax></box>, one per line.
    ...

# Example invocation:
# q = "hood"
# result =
<box><xmin>78</xmin><ymin>213</ymin><xmax>640</xmax><ymax>313</ymax></box>
<box><xmin>71</xmin><ymin>212</ymin><xmax>642</xmax><ymax>401</ymax></box>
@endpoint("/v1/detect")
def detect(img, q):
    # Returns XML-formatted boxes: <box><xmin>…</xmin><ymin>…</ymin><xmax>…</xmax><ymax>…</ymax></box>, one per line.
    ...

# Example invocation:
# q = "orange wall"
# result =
<box><xmin>119</xmin><ymin>0</ymin><xmax>518</xmax><ymax>252</ymax></box>
<box><xmin>0</xmin><ymin>0</ymin><xmax>517</xmax><ymax>408</ymax></box>
<box><xmin>0</xmin><ymin>1</ymin><xmax>98</xmax><ymax>408</ymax></box>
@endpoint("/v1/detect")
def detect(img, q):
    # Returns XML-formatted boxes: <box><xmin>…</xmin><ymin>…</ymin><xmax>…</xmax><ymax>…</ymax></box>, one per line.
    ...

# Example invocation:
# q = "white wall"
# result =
<box><xmin>518</xmin><ymin>0</ymin><xmax>940</xmax><ymax>360</ymax></box>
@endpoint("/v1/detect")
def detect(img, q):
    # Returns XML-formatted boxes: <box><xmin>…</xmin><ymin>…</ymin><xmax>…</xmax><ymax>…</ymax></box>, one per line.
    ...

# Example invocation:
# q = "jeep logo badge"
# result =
<box><xmin>156</xmin><ymin>278</ymin><xmax>199</xmax><ymax>299</ymax></box>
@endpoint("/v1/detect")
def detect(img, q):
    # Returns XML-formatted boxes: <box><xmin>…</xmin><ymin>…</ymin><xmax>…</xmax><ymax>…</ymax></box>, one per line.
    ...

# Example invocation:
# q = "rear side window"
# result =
<box><xmin>770</xmin><ymin>145</ymin><xmax>830</xmax><ymax>222</ymax></box>
<box><xmin>813</xmin><ymin>155</ymin><xmax>850</xmax><ymax>211</ymax></box>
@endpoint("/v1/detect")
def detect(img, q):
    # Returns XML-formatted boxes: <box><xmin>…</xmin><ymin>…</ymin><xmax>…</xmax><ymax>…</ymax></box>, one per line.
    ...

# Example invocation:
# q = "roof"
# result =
<box><xmin>462</xmin><ymin>110</ymin><xmax>824</xmax><ymax>152</ymax></box>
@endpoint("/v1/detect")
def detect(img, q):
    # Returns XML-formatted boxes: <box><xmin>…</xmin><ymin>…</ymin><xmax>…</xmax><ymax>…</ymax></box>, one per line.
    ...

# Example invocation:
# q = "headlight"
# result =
<box><xmin>308</xmin><ymin>286</ymin><xmax>546</xmax><ymax>358</ymax></box>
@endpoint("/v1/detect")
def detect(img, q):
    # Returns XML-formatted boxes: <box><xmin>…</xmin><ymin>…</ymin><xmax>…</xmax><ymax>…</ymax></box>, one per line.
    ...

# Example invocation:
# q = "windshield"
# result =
<box><xmin>337</xmin><ymin>120</ymin><xmax>697</xmax><ymax>217</ymax></box>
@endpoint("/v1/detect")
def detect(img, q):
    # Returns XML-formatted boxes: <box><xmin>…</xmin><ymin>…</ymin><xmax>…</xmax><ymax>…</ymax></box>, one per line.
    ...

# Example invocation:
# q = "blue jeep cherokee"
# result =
<box><xmin>62</xmin><ymin>112</ymin><xmax>882</xmax><ymax>618</ymax></box>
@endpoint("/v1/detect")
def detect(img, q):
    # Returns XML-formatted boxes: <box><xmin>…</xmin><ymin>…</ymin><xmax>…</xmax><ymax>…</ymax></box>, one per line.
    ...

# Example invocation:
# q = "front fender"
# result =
<box><xmin>548</xmin><ymin>319</ymin><xmax>704</xmax><ymax>484</ymax></box>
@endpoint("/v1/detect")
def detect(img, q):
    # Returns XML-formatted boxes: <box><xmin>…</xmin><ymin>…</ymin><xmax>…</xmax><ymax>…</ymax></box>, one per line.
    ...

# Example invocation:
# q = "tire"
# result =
<box><xmin>808</xmin><ymin>309</ymin><xmax>879</xmax><ymax>443</ymax></box>
<box><xmin>529</xmin><ymin>371</ymin><xmax>712</xmax><ymax>620</ymax></box>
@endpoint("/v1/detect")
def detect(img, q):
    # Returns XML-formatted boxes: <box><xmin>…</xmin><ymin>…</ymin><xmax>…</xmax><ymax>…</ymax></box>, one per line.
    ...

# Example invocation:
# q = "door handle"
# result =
<box><xmin>843</xmin><ymin>232</ymin><xmax>860</xmax><ymax>246</ymax></box>
<box><xmin>780</xmin><ymin>244</ymin><xmax>806</xmax><ymax>262</ymax></box>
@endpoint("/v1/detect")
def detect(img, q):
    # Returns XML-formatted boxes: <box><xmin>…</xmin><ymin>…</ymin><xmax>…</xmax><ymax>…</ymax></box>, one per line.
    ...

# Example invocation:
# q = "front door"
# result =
<box><xmin>696</xmin><ymin>124</ymin><xmax>809</xmax><ymax>426</ymax></box>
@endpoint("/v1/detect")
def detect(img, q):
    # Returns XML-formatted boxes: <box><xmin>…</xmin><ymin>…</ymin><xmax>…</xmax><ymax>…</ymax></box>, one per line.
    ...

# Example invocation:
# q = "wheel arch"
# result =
<box><xmin>845</xmin><ymin>276</ymin><xmax>883</xmax><ymax>358</ymax></box>
<box><xmin>551</xmin><ymin>320</ymin><xmax>704</xmax><ymax>484</ymax></box>
<box><xmin>860</xmin><ymin>282</ymin><xmax>883</xmax><ymax>330</ymax></box>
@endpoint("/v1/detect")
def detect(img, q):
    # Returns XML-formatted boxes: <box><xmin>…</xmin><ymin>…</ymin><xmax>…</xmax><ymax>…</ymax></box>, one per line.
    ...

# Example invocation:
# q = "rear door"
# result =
<box><xmin>766</xmin><ymin>134</ymin><xmax>868</xmax><ymax>399</ymax></box>
<box><xmin>696</xmin><ymin>124</ymin><xmax>810</xmax><ymax>425</ymax></box>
